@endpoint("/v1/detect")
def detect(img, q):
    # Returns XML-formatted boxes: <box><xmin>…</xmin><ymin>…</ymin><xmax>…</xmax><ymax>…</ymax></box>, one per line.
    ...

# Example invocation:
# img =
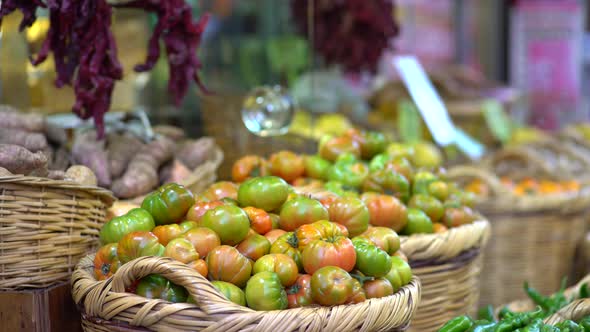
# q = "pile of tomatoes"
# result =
<box><xmin>465</xmin><ymin>177</ymin><xmax>581</xmax><ymax>197</ymax></box>
<box><xmin>95</xmin><ymin>178</ymin><xmax>413</xmax><ymax>310</ymax></box>
<box><xmin>232</xmin><ymin>129</ymin><xmax>479</xmax><ymax>235</ymax></box>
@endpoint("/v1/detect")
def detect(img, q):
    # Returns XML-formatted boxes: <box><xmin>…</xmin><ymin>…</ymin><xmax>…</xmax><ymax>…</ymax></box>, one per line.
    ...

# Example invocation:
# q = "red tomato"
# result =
<box><xmin>202</xmin><ymin>182</ymin><xmax>238</xmax><ymax>201</ymax></box>
<box><xmin>265</xmin><ymin>229</ymin><xmax>287</xmax><ymax>244</ymax></box>
<box><xmin>243</xmin><ymin>207</ymin><xmax>272</xmax><ymax>235</ymax></box>
<box><xmin>287</xmin><ymin>274</ymin><xmax>314</xmax><ymax>308</ymax></box>
<box><xmin>279</xmin><ymin>196</ymin><xmax>330</xmax><ymax>231</ymax></box>
<box><xmin>182</xmin><ymin>227</ymin><xmax>221</xmax><ymax>259</ymax></box>
<box><xmin>94</xmin><ymin>243</ymin><xmax>120</xmax><ymax>280</ymax></box>
<box><xmin>319</xmin><ymin>136</ymin><xmax>361</xmax><ymax>162</ymax></box>
<box><xmin>301</xmin><ymin>236</ymin><xmax>356</xmax><ymax>274</ymax></box>
<box><xmin>185</xmin><ymin>200</ymin><xmax>224</xmax><ymax>224</ymax></box>
<box><xmin>358</xmin><ymin>227</ymin><xmax>400</xmax><ymax>255</ymax></box>
<box><xmin>232</xmin><ymin>155</ymin><xmax>269</xmax><ymax>183</ymax></box>
<box><xmin>310</xmin><ymin>266</ymin><xmax>355</xmax><ymax>305</ymax></box>
<box><xmin>117</xmin><ymin>231</ymin><xmax>165</xmax><ymax>264</ymax></box>
<box><xmin>361</xmin><ymin>193</ymin><xmax>408</xmax><ymax>232</ymax></box>
<box><xmin>327</xmin><ymin>196</ymin><xmax>370</xmax><ymax>237</ymax></box>
<box><xmin>269</xmin><ymin>151</ymin><xmax>305</xmax><ymax>182</ymax></box>
<box><xmin>363</xmin><ymin>278</ymin><xmax>394</xmax><ymax>299</ymax></box>
<box><xmin>164</xmin><ymin>238</ymin><xmax>199</xmax><ymax>264</ymax></box>
<box><xmin>236</xmin><ymin>233</ymin><xmax>271</xmax><ymax>261</ymax></box>
<box><xmin>152</xmin><ymin>224</ymin><xmax>183</xmax><ymax>246</ymax></box>
<box><xmin>187</xmin><ymin>259</ymin><xmax>208</xmax><ymax>277</ymax></box>
<box><xmin>253</xmin><ymin>254</ymin><xmax>299</xmax><ymax>287</ymax></box>
<box><xmin>206</xmin><ymin>245</ymin><xmax>252</xmax><ymax>288</ymax></box>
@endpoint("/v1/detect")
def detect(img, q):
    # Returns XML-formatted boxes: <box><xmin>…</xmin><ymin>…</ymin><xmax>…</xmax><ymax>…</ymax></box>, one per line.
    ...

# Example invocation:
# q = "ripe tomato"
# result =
<box><xmin>347</xmin><ymin>278</ymin><xmax>367</xmax><ymax>304</ymax></box>
<box><xmin>211</xmin><ymin>280</ymin><xmax>246</xmax><ymax>306</ymax></box>
<box><xmin>202</xmin><ymin>181</ymin><xmax>238</xmax><ymax>201</ymax></box>
<box><xmin>319</xmin><ymin>135</ymin><xmax>361</xmax><ymax>162</ymax></box>
<box><xmin>152</xmin><ymin>224</ymin><xmax>183</xmax><ymax>246</ymax></box>
<box><xmin>269</xmin><ymin>151</ymin><xmax>305</xmax><ymax>182</ymax></box>
<box><xmin>363</xmin><ymin>278</ymin><xmax>394</xmax><ymax>299</ymax></box>
<box><xmin>245</xmin><ymin>271</ymin><xmax>288</xmax><ymax>311</ymax></box>
<box><xmin>232</xmin><ymin>155</ymin><xmax>269</xmax><ymax>183</ymax></box>
<box><xmin>361</xmin><ymin>193</ymin><xmax>408</xmax><ymax>232</ymax></box>
<box><xmin>185</xmin><ymin>200</ymin><xmax>224</xmax><ymax>224</ymax></box>
<box><xmin>117</xmin><ymin>231</ymin><xmax>165</xmax><ymax>264</ymax></box>
<box><xmin>287</xmin><ymin>274</ymin><xmax>314</xmax><ymax>308</ymax></box>
<box><xmin>327</xmin><ymin>196</ymin><xmax>370</xmax><ymax>237</ymax></box>
<box><xmin>279</xmin><ymin>196</ymin><xmax>329</xmax><ymax>231</ymax></box>
<box><xmin>433</xmin><ymin>223</ymin><xmax>448</xmax><ymax>233</ymax></box>
<box><xmin>301</xmin><ymin>236</ymin><xmax>356</xmax><ymax>274</ymax></box>
<box><xmin>94</xmin><ymin>243</ymin><xmax>120</xmax><ymax>280</ymax></box>
<box><xmin>358</xmin><ymin>227</ymin><xmax>400</xmax><ymax>255</ymax></box>
<box><xmin>182</xmin><ymin>227</ymin><xmax>221</xmax><ymax>259</ymax></box>
<box><xmin>253</xmin><ymin>254</ymin><xmax>299</xmax><ymax>287</ymax></box>
<box><xmin>201</xmin><ymin>205</ymin><xmax>250</xmax><ymax>245</ymax></box>
<box><xmin>206</xmin><ymin>245</ymin><xmax>252</xmax><ymax>288</ymax></box>
<box><xmin>237</xmin><ymin>176</ymin><xmax>290</xmax><ymax>212</ymax></box>
<box><xmin>236</xmin><ymin>233</ymin><xmax>271</xmax><ymax>261</ymax></box>
<box><xmin>310</xmin><ymin>266</ymin><xmax>354</xmax><ymax>306</ymax></box>
<box><xmin>270</xmin><ymin>232</ymin><xmax>303</xmax><ymax>271</ymax></box>
<box><xmin>264</xmin><ymin>229</ymin><xmax>287</xmax><ymax>244</ymax></box>
<box><xmin>441</xmin><ymin>206</ymin><xmax>477</xmax><ymax>228</ymax></box>
<box><xmin>295</xmin><ymin>220</ymin><xmax>344</xmax><ymax>250</ymax></box>
<box><xmin>164</xmin><ymin>238</ymin><xmax>199</xmax><ymax>264</ymax></box>
<box><xmin>243</xmin><ymin>207</ymin><xmax>272</xmax><ymax>235</ymax></box>
<box><xmin>187</xmin><ymin>259</ymin><xmax>208</xmax><ymax>277</ymax></box>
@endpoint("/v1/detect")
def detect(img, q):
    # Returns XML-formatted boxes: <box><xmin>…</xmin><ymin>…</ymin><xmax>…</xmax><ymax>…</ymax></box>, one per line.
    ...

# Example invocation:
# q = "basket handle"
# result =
<box><xmin>544</xmin><ymin>298</ymin><xmax>590</xmax><ymax>325</ymax></box>
<box><xmin>481</xmin><ymin>146</ymin><xmax>556</xmax><ymax>179</ymax></box>
<box><xmin>446</xmin><ymin>165</ymin><xmax>513</xmax><ymax>198</ymax></box>
<box><xmin>110</xmin><ymin>256</ymin><xmax>253</xmax><ymax>314</ymax></box>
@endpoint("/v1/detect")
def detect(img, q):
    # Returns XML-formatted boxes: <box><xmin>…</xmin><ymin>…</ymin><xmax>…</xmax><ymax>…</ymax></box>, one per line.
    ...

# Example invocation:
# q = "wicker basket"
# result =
<box><xmin>399</xmin><ymin>220</ymin><xmax>491</xmax><ymax>332</ymax></box>
<box><xmin>447</xmin><ymin>162</ymin><xmax>590</xmax><ymax>308</ymax></box>
<box><xmin>503</xmin><ymin>273</ymin><xmax>590</xmax><ymax>325</ymax></box>
<box><xmin>0</xmin><ymin>176</ymin><xmax>114</xmax><ymax>290</ymax></box>
<box><xmin>72</xmin><ymin>255</ymin><xmax>421</xmax><ymax>332</ymax></box>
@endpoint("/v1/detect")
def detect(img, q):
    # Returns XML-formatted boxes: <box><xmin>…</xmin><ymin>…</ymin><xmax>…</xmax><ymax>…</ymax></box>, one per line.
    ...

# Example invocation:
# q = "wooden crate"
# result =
<box><xmin>0</xmin><ymin>282</ymin><xmax>82</xmax><ymax>332</ymax></box>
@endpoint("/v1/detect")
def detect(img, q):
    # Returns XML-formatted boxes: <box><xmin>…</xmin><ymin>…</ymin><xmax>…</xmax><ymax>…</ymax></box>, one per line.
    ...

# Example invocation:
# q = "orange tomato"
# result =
<box><xmin>464</xmin><ymin>179</ymin><xmax>489</xmax><ymax>197</ymax></box>
<box><xmin>187</xmin><ymin>259</ymin><xmax>208</xmax><ymax>277</ymax></box>
<box><xmin>432</xmin><ymin>223</ymin><xmax>448</xmax><ymax>233</ymax></box>
<box><xmin>232</xmin><ymin>155</ymin><xmax>269</xmax><ymax>183</ymax></box>
<box><xmin>243</xmin><ymin>206</ymin><xmax>272</xmax><ymax>235</ymax></box>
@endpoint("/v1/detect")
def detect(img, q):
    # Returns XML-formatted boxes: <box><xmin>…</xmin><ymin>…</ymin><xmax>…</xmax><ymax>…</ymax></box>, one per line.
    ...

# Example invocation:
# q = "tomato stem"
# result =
<box><xmin>350</xmin><ymin>273</ymin><xmax>374</xmax><ymax>285</ymax></box>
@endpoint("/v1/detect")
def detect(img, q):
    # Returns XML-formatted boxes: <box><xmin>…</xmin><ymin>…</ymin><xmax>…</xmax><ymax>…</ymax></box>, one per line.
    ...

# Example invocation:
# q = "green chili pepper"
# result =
<box><xmin>579</xmin><ymin>316</ymin><xmax>590</xmax><ymax>331</ymax></box>
<box><xmin>467</xmin><ymin>320</ymin><xmax>496</xmax><ymax>332</ymax></box>
<box><xmin>525</xmin><ymin>281</ymin><xmax>552</xmax><ymax>311</ymax></box>
<box><xmin>579</xmin><ymin>283</ymin><xmax>589</xmax><ymax>299</ymax></box>
<box><xmin>478</xmin><ymin>305</ymin><xmax>496</xmax><ymax>322</ymax></box>
<box><xmin>438</xmin><ymin>315</ymin><xmax>474</xmax><ymax>332</ymax></box>
<box><xmin>554</xmin><ymin>320</ymin><xmax>581</xmax><ymax>332</ymax></box>
<box><xmin>498</xmin><ymin>307</ymin><xmax>515</xmax><ymax>320</ymax></box>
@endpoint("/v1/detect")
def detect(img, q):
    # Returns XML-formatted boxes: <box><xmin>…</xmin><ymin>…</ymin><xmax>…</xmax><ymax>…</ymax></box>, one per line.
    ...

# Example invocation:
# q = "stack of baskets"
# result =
<box><xmin>448</xmin><ymin>142</ymin><xmax>590</xmax><ymax>307</ymax></box>
<box><xmin>0</xmin><ymin>176</ymin><xmax>114</xmax><ymax>290</ymax></box>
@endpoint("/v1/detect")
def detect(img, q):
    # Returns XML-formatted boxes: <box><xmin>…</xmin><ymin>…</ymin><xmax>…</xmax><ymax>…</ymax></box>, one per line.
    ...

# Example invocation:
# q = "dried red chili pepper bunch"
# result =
<box><xmin>0</xmin><ymin>0</ymin><xmax>209</xmax><ymax>138</ymax></box>
<box><xmin>291</xmin><ymin>0</ymin><xmax>399</xmax><ymax>73</ymax></box>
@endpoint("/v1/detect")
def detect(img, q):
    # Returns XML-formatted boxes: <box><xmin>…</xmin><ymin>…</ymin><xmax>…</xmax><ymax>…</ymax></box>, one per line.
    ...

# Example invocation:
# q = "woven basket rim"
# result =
<box><xmin>0</xmin><ymin>175</ymin><xmax>115</xmax><ymax>206</ymax></box>
<box><xmin>72</xmin><ymin>254</ymin><xmax>422</xmax><ymax>331</ymax></box>
<box><xmin>400</xmin><ymin>219</ymin><xmax>490</xmax><ymax>262</ymax></box>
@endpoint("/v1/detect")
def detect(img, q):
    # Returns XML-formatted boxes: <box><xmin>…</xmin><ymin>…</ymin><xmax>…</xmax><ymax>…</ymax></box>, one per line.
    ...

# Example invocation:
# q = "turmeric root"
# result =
<box><xmin>111</xmin><ymin>137</ymin><xmax>175</xmax><ymax>198</ymax></box>
<box><xmin>176</xmin><ymin>137</ymin><xmax>216</xmax><ymax>169</ymax></box>
<box><xmin>107</xmin><ymin>132</ymin><xmax>144</xmax><ymax>178</ymax></box>
<box><xmin>0</xmin><ymin>128</ymin><xmax>48</xmax><ymax>152</ymax></box>
<box><xmin>0</xmin><ymin>106</ymin><xmax>45</xmax><ymax>132</ymax></box>
<box><xmin>72</xmin><ymin>131</ymin><xmax>111</xmax><ymax>187</ymax></box>
<box><xmin>0</xmin><ymin>144</ymin><xmax>48</xmax><ymax>175</ymax></box>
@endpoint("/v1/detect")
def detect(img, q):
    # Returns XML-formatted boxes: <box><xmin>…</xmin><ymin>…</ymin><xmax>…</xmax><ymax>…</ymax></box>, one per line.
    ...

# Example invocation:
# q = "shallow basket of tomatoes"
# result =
<box><xmin>72</xmin><ymin>254</ymin><xmax>421</xmax><ymax>332</ymax></box>
<box><xmin>447</xmin><ymin>146</ymin><xmax>590</xmax><ymax>309</ymax></box>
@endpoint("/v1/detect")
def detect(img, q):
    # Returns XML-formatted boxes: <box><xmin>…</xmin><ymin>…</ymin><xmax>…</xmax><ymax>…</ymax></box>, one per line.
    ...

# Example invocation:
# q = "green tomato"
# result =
<box><xmin>390</xmin><ymin>256</ymin><xmax>412</xmax><ymax>286</ymax></box>
<box><xmin>211</xmin><ymin>281</ymin><xmax>246</xmax><ymax>306</ymax></box>
<box><xmin>369</xmin><ymin>153</ymin><xmax>393</xmax><ymax>172</ymax></box>
<box><xmin>352</xmin><ymin>239</ymin><xmax>392</xmax><ymax>278</ymax></box>
<box><xmin>135</xmin><ymin>274</ymin><xmax>188</xmax><ymax>303</ymax></box>
<box><xmin>99</xmin><ymin>208</ymin><xmax>155</xmax><ymax>245</ymax></box>
<box><xmin>384</xmin><ymin>266</ymin><xmax>403</xmax><ymax>292</ymax></box>
<box><xmin>245</xmin><ymin>271</ymin><xmax>288</xmax><ymax>311</ymax></box>
<box><xmin>335</xmin><ymin>152</ymin><xmax>358</xmax><ymax>165</ymax></box>
<box><xmin>303</xmin><ymin>155</ymin><xmax>332</xmax><ymax>180</ymax></box>
<box><xmin>362</xmin><ymin>169</ymin><xmax>410</xmax><ymax>202</ymax></box>
<box><xmin>117</xmin><ymin>231</ymin><xmax>165</xmax><ymax>264</ymax></box>
<box><xmin>279</xmin><ymin>196</ymin><xmax>329</xmax><ymax>232</ymax></box>
<box><xmin>408</xmin><ymin>194</ymin><xmax>444</xmax><ymax>223</ymax></box>
<box><xmin>402</xmin><ymin>208</ymin><xmax>434</xmax><ymax>235</ymax></box>
<box><xmin>141</xmin><ymin>183</ymin><xmax>195</xmax><ymax>225</ymax></box>
<box><xmin>412</xmin><ymin>171</ymin><xmax>439</xmax><ymax>196</ymax></box>
<box><xmin>327</xmin><ymin>162</ymin><xmax>369</xmax><ymax>189</ymax></box>
<box><xmin>201</xmin><ymin>205</ymin><xmax>250</xmax><ymax>246</ymax></box>
<box><xmin>237</xmin><ymin>176</ymin><xmax>290</xmax><ymax>212</ymax></box>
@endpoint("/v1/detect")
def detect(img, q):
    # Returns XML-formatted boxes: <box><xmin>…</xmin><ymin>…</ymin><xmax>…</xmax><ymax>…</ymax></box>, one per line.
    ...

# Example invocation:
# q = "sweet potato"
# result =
<box><xmin>72</xmin><ymin>131</ymin><xmax>111</xmax><ymax>187</ymax></box>
<box><xmin>153</xmin><ymin>125</ymin><xmax>186</xmax><ymax>141</ymax></box>
<box><xmin>0</xmin><ymin>106</ymin><xmax>45</xmax><ymax>132</ymax></box>
<box><xmin>107</xmin><ymin>132</ymin><xmax>144</xmax><ymax>178</ymax></box>
<box><xmin>159</xmin><ymin>159</ymin><xmax>191</xmax><ymax>185</ymax></box>
<box><xmin>111</xmin><ymin>137</ymin><xmax>175</xmax><ymax>198</ymax></box>
<box><xmin>0</xmin><ymin>128</ymin><xmax>48</xmax><ymax>152</ymax></box>
<box><xmin>0</xmin><ymin>144</ymin><xmax>48</xmax><ymax>175</ymax></box>
<box><xmin>176</xmin><ymin>137</ymin><xmax>216</xmax><ymax>169</ymax></box>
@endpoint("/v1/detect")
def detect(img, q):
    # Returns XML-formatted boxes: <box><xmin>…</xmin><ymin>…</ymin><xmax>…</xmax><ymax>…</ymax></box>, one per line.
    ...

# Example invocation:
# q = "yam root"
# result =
<box><xmin>176</xmin><ymin>137</ymin><xmax>216</xmax><ymax>169</ymax></box>
<box><xmin>0</xmin><ymin>144</ymin><xmax>48</xmax><ymax>175</ymax></box>
<box><xmin>153</xmin><ymin>125</ymin><xmax>186</xmax><ymax>141</ymax></box>
<box><xmin>72</xmin><ymin>131</ymin><xmax>111</xmax><ymax>187</ymax></box>
<box><xmin>0</xmin><ymin>128</ymin><xmax>48</xmax><ymax>152</ymax></box>
<box><xmin>65</xmin><ymin>165</ymin><xmax>97</xmax><ymax>186</ymax></box>
<box><xmin>111</xmin><ymin>137</ymin><xmax>175</xmax><ymax>198</ymax></box>
<box><xmin>0</xmin><ymin>106</ymin><xmax>45</xmax><ymax>132</ymax></box>
<box><xmin>160</xmin><ymin>159</ymin><xmax>191</xmax><ymax>185</ymax></box>
<box><xmin>107</xmin><ymin>132</ymin><xmax>144</xmax><ymax>178</ymax></box>
<box><xmin>0</xmin><ymin>167</ymin><xmax>13</xmax><ymax>177</ymax></box>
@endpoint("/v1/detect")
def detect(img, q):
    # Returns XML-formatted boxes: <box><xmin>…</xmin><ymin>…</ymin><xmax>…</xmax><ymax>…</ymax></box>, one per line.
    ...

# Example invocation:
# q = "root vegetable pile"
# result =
<box><xmin>0</xmin><ymin>0</ymin><xmax>209</xmax><ymax>138</ymax></box>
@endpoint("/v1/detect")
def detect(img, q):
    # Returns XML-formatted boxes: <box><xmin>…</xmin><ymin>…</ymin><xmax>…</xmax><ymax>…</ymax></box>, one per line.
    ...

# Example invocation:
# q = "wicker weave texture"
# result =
<box><xmin>72</xmin><ymin>255</ymin><xmax>421</xmax><ymax>332</ymax></box>
<box><xmin>401</xmin><ymin>220</ymin><xmax>490</xmax><ymax>332</ymax></box>
<box><xmin>0</xmin><ymin>176</ymin><xmax>114</xmax><ymax>290</ymax></box>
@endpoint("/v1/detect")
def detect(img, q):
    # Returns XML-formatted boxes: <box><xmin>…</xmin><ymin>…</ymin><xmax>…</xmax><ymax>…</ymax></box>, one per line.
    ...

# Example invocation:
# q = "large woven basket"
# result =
<box><xmin>0</xmin><ymin>176</ymin><xmax>114</xmax><ymax>290</ymax></box>
<box><xmin>399</xmin><ymin>220</ymin><xmax>491</xmax><ymax>332</ymax></box>
<box><xmin>448</xmin><ymin>161</ymin><xmax>590</xmax><ymax>308</ymax></box>
<box><xmin>72</xmin><ymin>255</ymin><xmax>421</xmax><ymax>332</ymax></box>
